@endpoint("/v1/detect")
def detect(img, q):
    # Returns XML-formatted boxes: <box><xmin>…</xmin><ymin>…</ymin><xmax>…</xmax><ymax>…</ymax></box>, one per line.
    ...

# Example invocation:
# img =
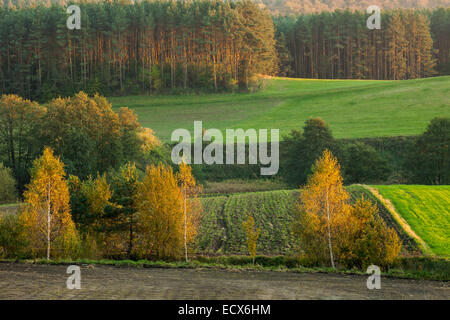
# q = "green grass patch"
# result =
<box><xmin>372</xmin><ymin>185</ymin><xmax>450</xmax><ymax>257</ymax></box>
<box><xmin>3</xmin><ymin>255</ymin><xmax>447</xmax><ymax>281</ymax></box>
<box><xmin>109</xmin><ymin>76</ymin><xmax>450</xmax><ymax>141</ymax></box>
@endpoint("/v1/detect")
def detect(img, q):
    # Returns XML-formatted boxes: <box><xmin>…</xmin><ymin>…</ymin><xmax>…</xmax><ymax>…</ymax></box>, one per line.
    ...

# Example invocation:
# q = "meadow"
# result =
<box><xmin>109</xmin><ymin>76</ymin><xmax>450</xmax><ymax>141</ymax></box>
<box><xmin>372</xmin><ymin>185</ymin><xmax>450</xmax><ymax>257</ymax></box>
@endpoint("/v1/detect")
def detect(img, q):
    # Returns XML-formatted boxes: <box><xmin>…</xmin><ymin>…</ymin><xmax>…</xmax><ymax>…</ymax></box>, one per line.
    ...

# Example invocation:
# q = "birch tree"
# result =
<box><xmin>297</xmin><ymin>149</ymin><xmax>351</xmax><ymax>268</ymax></box>
<box><xmin>22</xmin><ymin>147</ymin><xmax>78</xmax><ymax>259</ymax></box>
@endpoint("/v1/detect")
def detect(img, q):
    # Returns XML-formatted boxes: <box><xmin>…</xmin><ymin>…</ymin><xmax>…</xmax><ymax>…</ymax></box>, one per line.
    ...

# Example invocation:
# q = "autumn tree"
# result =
<box><xmin>135</xmin><ymin>164</ymin><xmax>185</xmax><ymax>260</ymax></box>
<box><xmin>338</xmin><ymin>197</ymin><xmax>402</xmax><ymax>269</ymax></box>
<box><xmin>177</xmin><ymin>161</ymin><xmax>202</xmax><ymax>262</ymax></box>
<box><xmin>242</xmin><ymin>213</ymin><xmax>261</xmax><ymax>265</ymax></box>
<box><xmin>22</xmin><ymin>147</ymin><xmax>78</xmax><ymax>259</ymax></box>
<box><xmin>0</xmin><ymin>213</ymin><xmax>27</xmax><ymax>258</ymax></box>
<box><xmin>297</xmin><ymin>150</ymin><xmax>402</xmax><ymax>269</ymax></box>
<box><xmin>296</xmin><ymin>149</ymin><xmax>351</xmax><ymax>268</ymax></box>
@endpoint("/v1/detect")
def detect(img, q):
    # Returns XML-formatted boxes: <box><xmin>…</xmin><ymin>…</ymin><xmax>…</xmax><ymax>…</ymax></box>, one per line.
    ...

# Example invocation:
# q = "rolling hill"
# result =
<box><xmin>110</xmin><ymin>76</ymin><xmax>450</xmax><ymax>142</ymax></box>
<box><xmin>198</xmin><ymin>185</ymin><xmax>449</xmax><ymax>257</ymax></box>
<box><xmin>372</xmin><ymin>185</ymin><xmax>450</xmax><ymax>257</ymax></box>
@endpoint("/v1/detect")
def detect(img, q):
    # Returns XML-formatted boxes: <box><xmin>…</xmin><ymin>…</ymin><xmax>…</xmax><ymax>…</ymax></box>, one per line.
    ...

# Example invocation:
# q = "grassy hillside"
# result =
<box><xmin>110</xmin><ymin>76</ymin><xmax>450</xmax><ymax>141</ymax></box>
<box><xmin>372</xmin><ymin>185</ymin><xmax>450</xmax><ymax>257</ymax></box>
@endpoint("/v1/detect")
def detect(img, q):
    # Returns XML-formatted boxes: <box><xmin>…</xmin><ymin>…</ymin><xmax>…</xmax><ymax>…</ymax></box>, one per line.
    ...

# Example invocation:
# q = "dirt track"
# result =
<box><xmin>0</xmin><ymin>263</ymin><xmax>448</xmax><ymax>300</ymax></box>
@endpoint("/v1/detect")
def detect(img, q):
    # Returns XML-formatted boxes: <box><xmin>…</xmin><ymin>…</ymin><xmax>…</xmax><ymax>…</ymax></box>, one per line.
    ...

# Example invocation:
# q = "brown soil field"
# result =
<box><xmin>0</xmin><ymin>263</ymin><xmax>448</xmax><ymax>300</ymax></box>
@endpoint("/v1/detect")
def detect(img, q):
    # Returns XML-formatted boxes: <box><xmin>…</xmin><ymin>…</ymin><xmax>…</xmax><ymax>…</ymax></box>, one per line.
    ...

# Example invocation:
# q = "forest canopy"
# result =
<box><xmin>274</xmin><ymin>9</ymin><xmax>450</xmax><ymax>79</ymax></box>
<box><xmin>0</xmin><ymin>0</ymin><xmax>276</xmax><ymax>100</ymax></box>
<box><xmin>0</xmin><ymin>1</ymin><xmax>449</xmax><ymax>100</ymax></box>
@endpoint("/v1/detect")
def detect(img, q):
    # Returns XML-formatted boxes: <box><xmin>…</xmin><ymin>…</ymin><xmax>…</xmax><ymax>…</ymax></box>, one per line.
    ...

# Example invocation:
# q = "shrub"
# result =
<box><xmin>338</xmin><ymin>197</ymin><xmax>402</xmax><ymax>270</ymax></box>
<box><xmin>0</xmin><ymin>214</ymin><xmax>28</xmax><ymax>258</ymax></box>
<box><xmin>0</xmin><ymin>163</ymin><xmax>17</xmax><ymax>204</ymax></box>
<box><xmin>281</xmin><ymin>118</ymin><xmax>336</xmax><ymax>186</ymax></box>
<box><xmin>341</xmin><ymin>142</ymin><xmax>391</xmax><ymax>184</ymax></box>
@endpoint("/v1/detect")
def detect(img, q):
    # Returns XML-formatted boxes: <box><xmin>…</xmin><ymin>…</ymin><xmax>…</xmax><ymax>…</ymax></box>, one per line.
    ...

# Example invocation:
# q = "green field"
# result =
<box><xmin>199</xmin><ymin>190</ymin><xmax>300</xmax><ymax>255</ymax></box>
<box><xmin>110</xmin><ymin>76</ymin><xmax>450</xmax><ymax>141</ymax></box>
<box><xmin>198</xmin><ymin>185</ymin><xmax>449</xmax><ymax>256</ymax></box>
<box><xmin>372</xmin><ymin>185</ymin><xmax>450</xmax><ymax>257</ymax></box>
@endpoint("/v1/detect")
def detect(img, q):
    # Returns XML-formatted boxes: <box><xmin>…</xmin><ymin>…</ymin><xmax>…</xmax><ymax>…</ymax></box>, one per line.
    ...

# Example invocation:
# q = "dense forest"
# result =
<box><xmin>0</xmin><ymin>0</ymin><xmax>276</xmax><ymax>100</ymax></box>
<box><xmin>275</xmin><ymin>9</ymin><xmax>450</xmax><ymax>79</ymax></box>
<box><xmin>0</xmin><ymin>1</ymin><xmax>449</xmax><ymax>100</ymax></box>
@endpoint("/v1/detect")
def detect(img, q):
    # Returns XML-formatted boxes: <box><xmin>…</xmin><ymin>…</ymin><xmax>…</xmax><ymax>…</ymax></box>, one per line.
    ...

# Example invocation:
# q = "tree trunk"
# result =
<box><xmin>184</xmin><ymin>187</ymin><xmax>188</xmax><ymax>263</ymax></box>
<box><xmin>326</xmin><ymin>189</ymin><xmax>335</xmax><ymax>268</ymax></box>
<box><xmin>47</xmin><ymin>182</ymin><xmax>51</xmax><ymax>261</ymax></box>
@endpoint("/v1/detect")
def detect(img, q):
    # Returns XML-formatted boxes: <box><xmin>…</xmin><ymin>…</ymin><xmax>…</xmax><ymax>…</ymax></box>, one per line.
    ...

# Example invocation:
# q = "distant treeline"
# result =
<box><xmin>275</xmin><ymin>8</ymin><xmax>450</xmax><ymax>79</ymax></box>
<box><xmin>0</xmin><ymin>0</ymin><xmax>276</xmax><ymax>100</ymax></box>
<box><xmin>2</xmin><ymin>0</ymin><xmax>449</xmax><ymax>14</ymax></box>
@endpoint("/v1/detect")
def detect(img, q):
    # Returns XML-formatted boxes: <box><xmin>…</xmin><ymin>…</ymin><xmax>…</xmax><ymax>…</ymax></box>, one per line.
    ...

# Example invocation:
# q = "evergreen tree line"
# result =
<box><xmin>3</xmin><ymin>0</ymin><xmax>449</xmax><ymax>14</ymax></box>
<box><xmin>275</xmin><ymin>8</ymin><xmax>450</xmax><ymax>79</ymax></box>
<box><xmin>0</xmin><ymin>1</ymin><xmax>449</xmax><ymax>100</ymax></box>
<box><xmin>0</xmin><ymin>0</ymin><xmax>276</xmax><ymax>100</ymax></box>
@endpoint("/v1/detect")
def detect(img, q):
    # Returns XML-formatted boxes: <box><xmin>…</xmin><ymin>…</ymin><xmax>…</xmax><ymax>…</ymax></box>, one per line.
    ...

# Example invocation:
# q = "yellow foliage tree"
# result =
<box><xmin>22</xmin><ymin>147</ymin><xmax>78</xmax><ymax>259</ymax></box>
<box><xmin>242</xmin><ymin>213</ymin><xmax>261</xmax><ymax>265</ymax></box>
<box><xmin>297</xmin><ymin>149</ymin><xmax>351</xmax><ymax>268</ymax></box>
<box><xmin>177</xmin><ymin>161</ymin><xmax>202</xmax><ymax>262</ymax></box>
<box><xmin>138</xmin><ymin>127</ymin><xmax>161</xmax><ymax>153</ymax></box>
<box><xmin>297</xmin><ymin>150</ymin><xmax>402</xmax><ymax>269</ymax></box>
<box><xmin>338</xmin><ymin>196</ymin><xmax>402</xmax><ymax>269</ymax></box>
<box><xmin>135</xmin><ymin>164</ymin><xmax>185</xmax><ymax>259</ymax></box>
<box><xmin>83</xmin><ymin>174</ymin><xmax>112</xmax><ymax>220</ymax></box>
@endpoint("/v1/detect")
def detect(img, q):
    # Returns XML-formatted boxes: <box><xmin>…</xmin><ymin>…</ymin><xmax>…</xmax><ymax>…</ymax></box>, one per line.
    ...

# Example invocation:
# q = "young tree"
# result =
<box><xmin>177</xmin><ymin>161</ymin><xmax>201</xmax><ymax>262</ymax></box>
<box><xmin>297</xmin><ymin>149</ymin><xmax>351</xmax><ymax>268</ymax></box>
<box><xmin>135</xmin><ymin>164</ymin><xmax>184</xmax><ymax>260</ymax></box>
<box><xmin>338</xmin><ymin>196</ymin><xmax>402</xmax><ymax>269</ymax></box>
<box><xmin>242</xmin><ymin>213</ymin><xmax>261</xmax><ymax>265</ymax></box>
<box><xmin>22</xmin><ymin>147</ymin><xmax>78</xmax><ymax>259</ymax></box>
<box><xmin>110</xmin><ymin>162</ymin><xmax>139</xmax><ymax>257</ymax></box>
<box><xmin>0</xmin><ymin>214</ymin><xmax>28</xmax><ymax>258</ymax></box>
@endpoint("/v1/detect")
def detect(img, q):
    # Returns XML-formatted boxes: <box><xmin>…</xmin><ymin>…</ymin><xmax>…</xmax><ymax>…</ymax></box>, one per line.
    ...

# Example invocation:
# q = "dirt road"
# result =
<box><xmin>0</xmin><ymin>263</ymin><xmax>448</xmax><ymax>300</ymax></box>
